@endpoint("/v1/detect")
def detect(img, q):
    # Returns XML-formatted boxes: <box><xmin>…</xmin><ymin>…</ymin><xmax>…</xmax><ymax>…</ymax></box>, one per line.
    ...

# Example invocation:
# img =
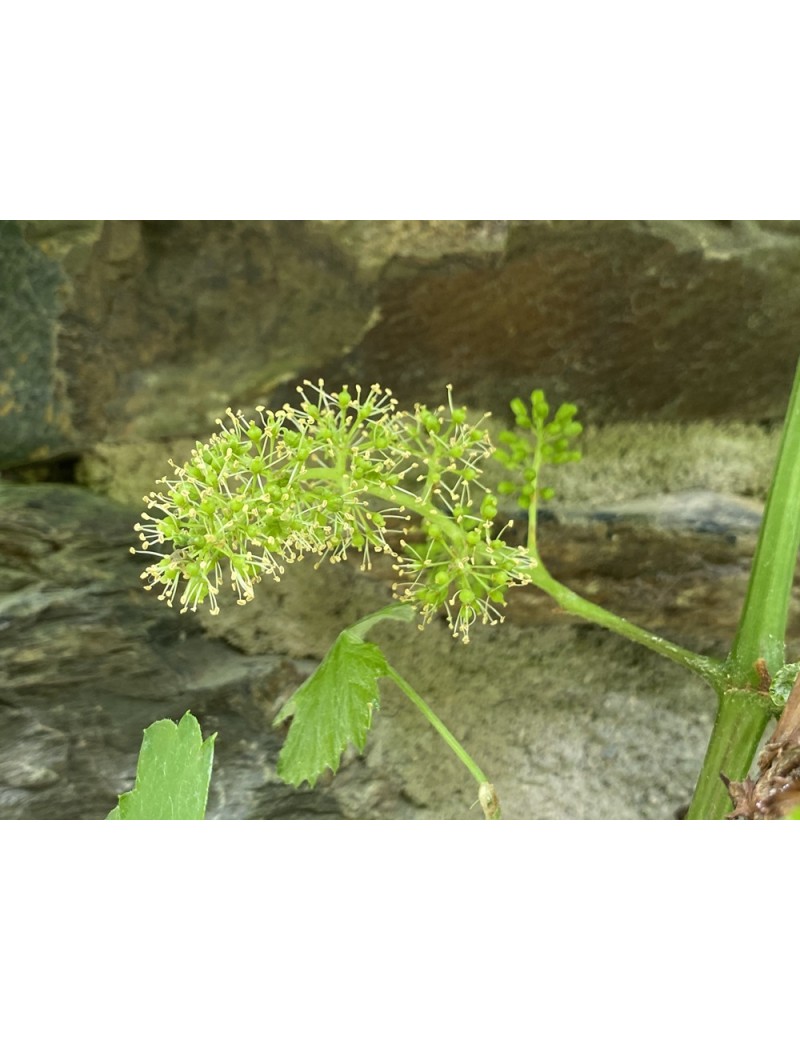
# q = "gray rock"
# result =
<box><xmin>6</xmin><ymin>220</ymin><xmax>800</xmax><ymax>472</ymax></box>
<box><xmin>571</xmin><ymin>488</ymin><xmax>764</xmax><ymax>537</ymax></box>
<box><xmin>0</xmin><ymin>222</ymin><xmax>66</xmax><ymax>468</ymax></box>
<box><xmin>0</xmin><ymin>483</ymin><xmax>344</xmax><ymax>818</ymax></box>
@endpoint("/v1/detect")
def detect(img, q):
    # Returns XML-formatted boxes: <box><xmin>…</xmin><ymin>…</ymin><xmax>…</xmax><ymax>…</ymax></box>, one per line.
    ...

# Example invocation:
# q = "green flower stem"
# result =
<box><xmin>527</xmin><ymin>565</ymin><xmax>722</xmax><ymax>685</ymax></box>
<box><xmin>384</xmin><ymin>462</ymin><xmax>721</xmax><ymax>680</ymax></box>
<box><xmin>727</xmin><ymin>352</ymin><xmax>800</xmax><ymax>687</ymax></box>
<box><xmin>301</xmin><ymin>471</ymin><xmax>469</xmax><ymax>543</ymax></box>
<box><xmin>527</xmin><ymin>499</ymin><xmax>541</xmax><ymax>561</ymax></box>
<box><xmin>377</xmin><ymin>484</ymin><xmax>474</xmax><ymax>537</ymax></box>
<box><xmin>685</xmin><ymin>688</ymin><xmax>773</xmax><ymax>819</ymax></box>
<box><xmin>384</xmin><ymin>663</ymin><xmax>501</xmax><ymax>819</ymax></box>
<box><xmin>369</xmin><ymin>466</ymin><xmax>721</xmax><ymax>682</ymax></box>
<box><xmin>363</xmin><ymin>477</ymin><xmax>718</xmax><ymax>689</ymax></box>
<box><xmin>527</xmin><ymin>446</ymin><xmax>546</xmax><ymax>560</ymax></box>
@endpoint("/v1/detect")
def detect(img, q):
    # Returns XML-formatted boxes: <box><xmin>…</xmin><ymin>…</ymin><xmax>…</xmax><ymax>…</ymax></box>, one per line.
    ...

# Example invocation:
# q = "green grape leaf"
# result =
<box><xmin>107</xmin><ymin>712</ymin><xmax>216</xmax><ymax>820</ymax></box>
<box><xmin>274</xmin><ymin>604</ymin><xmax>415</xmax><ymax>788</ymax></box>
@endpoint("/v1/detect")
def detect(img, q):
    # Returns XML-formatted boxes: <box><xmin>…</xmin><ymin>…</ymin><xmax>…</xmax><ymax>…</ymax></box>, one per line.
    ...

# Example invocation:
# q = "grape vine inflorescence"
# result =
<box><xmin>134</xmin><ymin>381</ymin><xmax>579</xmax><ymax>642</ymax></box>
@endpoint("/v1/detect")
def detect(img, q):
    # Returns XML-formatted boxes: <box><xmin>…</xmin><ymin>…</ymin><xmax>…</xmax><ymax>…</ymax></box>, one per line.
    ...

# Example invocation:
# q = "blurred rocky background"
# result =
<box><xmin>2</xmin><ymin>219</ymin><xmax>799</xmax><ymax>819</ymax></box>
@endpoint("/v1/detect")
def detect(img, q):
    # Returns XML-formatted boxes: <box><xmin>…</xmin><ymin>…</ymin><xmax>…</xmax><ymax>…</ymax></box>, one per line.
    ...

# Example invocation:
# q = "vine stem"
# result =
<box><xmin>727</xmin><ymin>353</ymin><xmax>800</xmax><ymax>686</ymax></box>
<box><xmin>686</xmin><ymin>352</ymin><xmax>800</xmax><ymax>818</ymax></box>
<box><xmin>524</xmin><ymin>564</ymin><xmax>723</xmax><ymax>685</ymax></box>
<box><xmin>685</xmin><ymin>690</ymin><xmax>773</xmax><ymax>819</ymax></box>
<box><xmin>384</xmin><ymin>663</ymin><xmax>501</xmax><ymax>819</ymax></box>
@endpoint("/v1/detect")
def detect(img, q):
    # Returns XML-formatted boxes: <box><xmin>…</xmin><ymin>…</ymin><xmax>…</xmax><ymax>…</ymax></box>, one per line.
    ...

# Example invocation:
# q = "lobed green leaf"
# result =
<box><xmin>274</xmin><ymin>604</ymin><xmax>415</xmax><ymax>788</ymax></box>
<box><xmin>108</xmin><ymin>712</ymin><xmax>216</xmax><ymax>820</ymax></box>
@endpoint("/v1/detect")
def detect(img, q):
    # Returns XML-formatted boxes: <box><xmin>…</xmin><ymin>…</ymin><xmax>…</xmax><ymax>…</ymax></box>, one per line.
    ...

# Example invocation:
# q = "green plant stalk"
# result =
<box><xmin>685</xmin><ymin>689</ymin><xmax>773</xmax><ymax>819</ymax></box>
<box><xmin>686</xmin><ymin>354</ymin><xmax>800</xmax><ymax>818</ymax></box>
<box><xmin>384</xmin><ymin>663</ymin><xmax>500</xmax><ymax>818</ymax></box>
<box><xmin>727</xmin><ymin>353</ymin><xmax>800</xmax><ymax>687</ymax></box>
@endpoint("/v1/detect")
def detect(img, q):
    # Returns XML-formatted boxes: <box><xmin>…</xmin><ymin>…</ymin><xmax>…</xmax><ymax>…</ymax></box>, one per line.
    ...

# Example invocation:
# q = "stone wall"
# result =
<box><xmin>2</xmin><ymin>219</ymin><xmax>799</xmax><ymax>818</ymax></box>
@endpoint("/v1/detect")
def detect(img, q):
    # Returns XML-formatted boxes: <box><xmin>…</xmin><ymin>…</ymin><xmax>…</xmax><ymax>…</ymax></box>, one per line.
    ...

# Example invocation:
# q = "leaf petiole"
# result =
<box><xmin>384</xmin><ymin>663</ymin><xmax>501</xmax><ymax>819</ymax></box>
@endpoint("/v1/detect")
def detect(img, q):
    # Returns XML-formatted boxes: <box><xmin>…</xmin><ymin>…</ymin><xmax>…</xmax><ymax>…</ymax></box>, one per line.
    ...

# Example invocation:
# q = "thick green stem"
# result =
<box><xmin>683</xmin><ymin>354</ymin><xmax>800</xmax><ymax>817</ymax></box>
<box><xmin>385</xmin><ymin>663</ymin><xmax>501</xmax><ymax>819</ymax></box>
<box><xmin>727</xmin><ymin>353</ymin><xmax>800</xmax><ymax>687</ymax></box>
<box><xmin>685</xmin><ymin>688</ymin><xmax>774</xmax><ymax>819</ymax></box>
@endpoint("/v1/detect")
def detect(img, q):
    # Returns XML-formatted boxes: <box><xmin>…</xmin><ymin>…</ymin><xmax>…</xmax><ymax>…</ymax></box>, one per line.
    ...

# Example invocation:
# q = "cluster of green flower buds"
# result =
<box><xmin>494</xmin><ymin>389</ymin><xmax>583</xmax><ymax>509</ymax></box>
<box><xmin>392</xmin><ymin>497</ymin><xmax>532</xmax><ymax>642</ymax></box>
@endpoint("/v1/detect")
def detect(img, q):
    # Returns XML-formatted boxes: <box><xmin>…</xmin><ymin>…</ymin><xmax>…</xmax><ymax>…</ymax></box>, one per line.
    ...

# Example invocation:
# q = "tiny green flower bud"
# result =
<box><xmin>509</xmin><ymin>398</ymin><xmax>530</xmax><ymax>427</ymax></box>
